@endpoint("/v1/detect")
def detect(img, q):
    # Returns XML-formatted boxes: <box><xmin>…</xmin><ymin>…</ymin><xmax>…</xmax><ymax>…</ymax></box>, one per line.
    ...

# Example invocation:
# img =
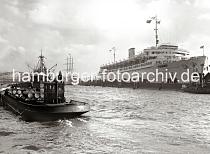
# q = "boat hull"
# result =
<box><xmin>21</xmin><ymin>109</ymin><xmax>89</xmax><ymax>122</ymax></box>
<box><xmin>0</xmin><ymin>94</ymin><xmax>90</xmax><ymax>122</ymax></box>
<box><xmin>183</xmin><ymin>86</ymin><xmax>210</xmax><ymax>94</ymax></box>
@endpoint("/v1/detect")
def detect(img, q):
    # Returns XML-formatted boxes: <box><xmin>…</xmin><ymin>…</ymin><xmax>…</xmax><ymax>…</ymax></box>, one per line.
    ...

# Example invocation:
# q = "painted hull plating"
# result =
<box><xmin>82</xmin><ymin>56</ymin><xmax>208</xmax><ymax>90</ymax></box>
<box><xmin>183</xmin><ymin>86</ymin><xmax>210</xmax><ymax>94</ymax></box>
<box><xmin>117</xmin><ymin>56</ymin><xmax>208</xmax><ymax>83</ymax></box>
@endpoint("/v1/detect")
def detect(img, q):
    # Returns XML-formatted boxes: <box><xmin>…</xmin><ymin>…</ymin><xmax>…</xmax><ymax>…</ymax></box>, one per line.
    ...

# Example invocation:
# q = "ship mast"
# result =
<box><xmin>64</xmin><ymin>53</ymin><xmax>74</xmax><ymax>73</ymax></box>
<box><xmin>36</xmin><ymin>49</ymin><xmax>47</xmax><ymax>73</ymax></box>
<box><xmin>147</xmin><ymin>16</ymin><xmax>160</xmax><ymax>47</ymax></box>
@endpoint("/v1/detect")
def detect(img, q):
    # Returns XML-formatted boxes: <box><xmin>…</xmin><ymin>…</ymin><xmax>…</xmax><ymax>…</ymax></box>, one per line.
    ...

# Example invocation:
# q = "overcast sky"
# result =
<box><xmin>0</xmin><ymin>0</ymin><xmax>210</xmax><ymax>73</ymax></box>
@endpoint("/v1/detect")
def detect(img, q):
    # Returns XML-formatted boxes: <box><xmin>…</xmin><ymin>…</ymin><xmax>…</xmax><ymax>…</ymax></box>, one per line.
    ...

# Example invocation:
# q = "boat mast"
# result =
<box><xmin>36</xmin><ymin>49</ymin><xmax>47</xmax><ymax>73</ymax></box>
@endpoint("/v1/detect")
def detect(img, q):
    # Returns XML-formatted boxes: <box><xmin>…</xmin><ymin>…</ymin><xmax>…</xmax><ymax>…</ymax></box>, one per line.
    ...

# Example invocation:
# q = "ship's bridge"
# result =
<box><xmin>143</xmin><ymin>44</ymin><xmax>190</xmax><ymax>64</ymax></box>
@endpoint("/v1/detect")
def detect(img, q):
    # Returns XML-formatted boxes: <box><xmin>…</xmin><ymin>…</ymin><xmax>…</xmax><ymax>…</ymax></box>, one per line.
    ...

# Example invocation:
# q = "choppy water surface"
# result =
<box><xmin>1</xmin><ymin>86</ymin><xmax>210</xmax><ymax>153</ymax></box>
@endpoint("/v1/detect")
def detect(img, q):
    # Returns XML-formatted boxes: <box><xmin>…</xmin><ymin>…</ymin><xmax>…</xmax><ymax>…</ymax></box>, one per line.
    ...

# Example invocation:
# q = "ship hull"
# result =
<box><xmin>0</xmin><ymin>94</ymin><xmax>90</xmax><ymax>122</ymax></box>
<box><xmin>121</xmin><ymin>56</ymin><xmax>208</xmax><ymax>83</ymax></box>
<box><xmin>83</xmin><ymin>56</ymin><xmax>208</xmax><ymax>90</ymax></box>
<box><xmin>85</xmin><ymin>80</ymin><xmax>183</xmax><ymax>90</ymax></box>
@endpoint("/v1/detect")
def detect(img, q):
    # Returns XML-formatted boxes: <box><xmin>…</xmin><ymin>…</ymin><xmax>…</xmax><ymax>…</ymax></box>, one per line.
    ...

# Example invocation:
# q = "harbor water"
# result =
<box><xmin>0</xmin><ymin>85</ymin><xmax>210</xmax><ymax>153</ymax></box>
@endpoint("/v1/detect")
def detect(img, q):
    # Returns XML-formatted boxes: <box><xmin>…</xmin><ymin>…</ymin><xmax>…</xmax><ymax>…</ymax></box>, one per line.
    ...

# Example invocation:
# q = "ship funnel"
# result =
<box><xmin>128</xmin><ymin>48</ymin><xmax>135</xmax><ymax>59</ymax></box>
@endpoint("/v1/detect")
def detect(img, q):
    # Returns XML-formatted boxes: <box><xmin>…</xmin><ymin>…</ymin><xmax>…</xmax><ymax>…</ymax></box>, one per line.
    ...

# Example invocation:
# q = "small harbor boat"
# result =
<box><xmin>0</xmin><ymin>53</ymin><xmax>90</xmax><ymax>121</ymax></box>
<box><xmin>183</xmin><ymin>84</ymin><xmax>210</xmax><ymax>94</ymax></box>
<box><xmin>183</xmin><ymin>73</ymin><xmax>210</xmax><ymax>94</ymax></box>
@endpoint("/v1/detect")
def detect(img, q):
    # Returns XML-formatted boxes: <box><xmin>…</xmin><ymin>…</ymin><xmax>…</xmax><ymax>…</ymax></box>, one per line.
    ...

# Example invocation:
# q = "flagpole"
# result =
<box><xmin>112</xmin><ymin>47</ymin><xmax>116</xmax><ymax>63</ymax></box>
<box><xmin>109</xmin><ymin>47</ymin><xmax>116</xmax><ymax>63</ymax></box>
<box><xmin>200</xmin><ymin>45</ymin><xmax>205</xmax><ymax>56</ymax></box>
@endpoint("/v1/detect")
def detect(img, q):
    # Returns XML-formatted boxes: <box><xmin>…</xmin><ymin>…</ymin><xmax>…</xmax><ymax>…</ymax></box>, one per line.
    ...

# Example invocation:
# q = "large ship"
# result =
<box><xmin>96</xmin><ymin>16</ymin><xmax>210</xmax><ymax>90</ymax></box>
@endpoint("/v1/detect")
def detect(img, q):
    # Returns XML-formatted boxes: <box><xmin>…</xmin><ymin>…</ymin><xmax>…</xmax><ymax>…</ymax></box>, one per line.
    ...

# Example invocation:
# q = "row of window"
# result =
<box><xmin>149</xmin><ymin>51</ymin><xmax>186</xmax><ymax>56</ymax></box>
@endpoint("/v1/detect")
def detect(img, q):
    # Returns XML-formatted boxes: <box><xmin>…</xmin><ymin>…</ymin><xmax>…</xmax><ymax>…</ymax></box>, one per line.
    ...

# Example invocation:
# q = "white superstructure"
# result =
<box><xmin>99</xmin><ymin>44</ymin><xmax>208</xmax><ymax>83</ymax></box>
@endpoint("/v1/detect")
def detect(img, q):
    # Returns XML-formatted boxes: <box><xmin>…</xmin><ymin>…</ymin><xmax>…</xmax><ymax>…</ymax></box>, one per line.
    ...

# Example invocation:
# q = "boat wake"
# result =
<box><xmin>58</xmin><ymin>119</ymin><xmax>73</xmax><ymax>127</ymax></box>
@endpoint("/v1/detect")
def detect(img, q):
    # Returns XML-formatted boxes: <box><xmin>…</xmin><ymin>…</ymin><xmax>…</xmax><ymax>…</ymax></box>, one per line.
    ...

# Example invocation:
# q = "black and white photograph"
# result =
<box><xmin>0</xmin><ymin>0</ymin><xmax>210</xmax><ymax>153</ymax></box>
